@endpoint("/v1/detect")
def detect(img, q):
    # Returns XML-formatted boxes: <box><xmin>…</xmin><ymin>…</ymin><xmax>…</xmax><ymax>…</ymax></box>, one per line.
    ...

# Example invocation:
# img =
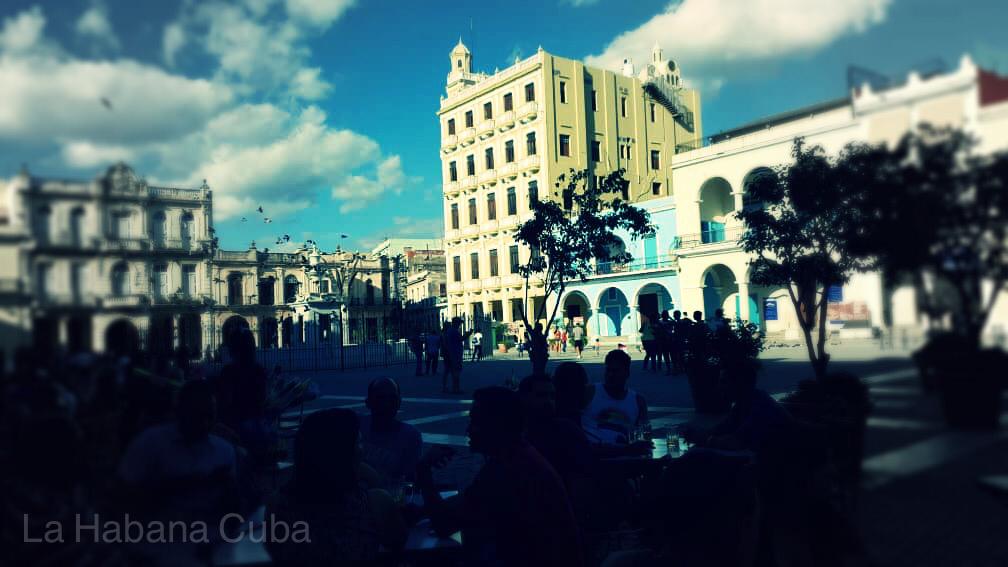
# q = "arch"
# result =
<box><xmin>105</xmin><ymin>318</ymin><xmax>139</xmax><ymax>356</ymax></box>
<box><xmin>596</xmin><ymin>287</ymin><xmax>631</xmax><ymax>337</ymax></box>
<box><xmin>634</xmin><ymin>282</ymin><xmax>674</xmax><ymax>320</ymax></box>
<box><xmin>221</xmin><ymin>315</ymin><xmax>251</xmax><ymax>349</ymax></box>
<box><xmin>701</xmin><ymin>264</ymin><xmax>739</xmax><ymax>322</ymax></box>
<box><xmin>283</xmin><ymin>275</ymin><xmax>300</xmax><ymax>303</ymax></box>
<box><xmin>698</xmin><ymin>177</ymin><xmax>733</xmax><ymax>243</ymax></box>
<box><xmin>110</xmin><ymin>262</ymin><xmax>130</xmax><ymax>296</ymax></box>
<box><xmin>561</xmin><ymin>290</ymin><xmax>591</xmax><ymax>323</ymax></box>
<box><xmin>741</xmin><ymin>167</ymin><xmax>776</xmax><ymax>211</ymax></box>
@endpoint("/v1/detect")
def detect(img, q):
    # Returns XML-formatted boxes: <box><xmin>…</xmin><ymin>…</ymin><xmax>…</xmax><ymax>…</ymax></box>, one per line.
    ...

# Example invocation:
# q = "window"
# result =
<box><xmin>36</xmin><ymin>263</ymin><xmax>51</xmax><ymax>298</ymax></box>
<box><xmin>559</xmin><ymin>81</ymin><xmax>567</xmax><ymax>103</ymax></box>
<box><xmin>489</xmin><ymin>249</ymin><xmax>499</xmax><ymax>276</ymax></box>
<box><xmin>563</xmin><ymin>189</ymin><xmax>573</xmax><ymax>210</ymax></box>
<box><xmin>591</xmin><ymin>90</ymin><xmax>597</xmax><ymax>111</ymax></box>
<box><xmin>487</xmin><ymin>193</ymin><xmax>497</xmax><ymax>220</ymax></box>
<box><xmin>465</xmin><ymin>110</ymin><xmax>473</xmax><ymax>128</ymax></box>
<box><xmin>70</xmin><ymin>263</ymin><xmax>85</xmax><ymax>300</ymax></box>
<box><xmin>650</xmin><ymin>149</ymin><xmax>660</xmax><ymax>170</ymax></box>
<box><xmin>447</xmin><ymin>118</ymin><xmax>455</xmax><ymax>135</ymax></box>
<box><xmin>528</xmin><ymin>181</ymin><xmax>539</xmax><ymax>205</ymax></box>
<box><xmin>559</xmin><ymin>134</ymin><xmax>570</xmax><ymax>157</ymax></box>
<box><xmin>503</xmin><ymin>92</ymin><xmax>513</xmax><ymax>111</ymax></box>
<box><xmin>112</xmin><ymin>211</ymin><xmax>131</xmax><ymax>239</ymax></box>
<box><xmin>468</xmin><ymin>198</ymin><xmax>477</xmax><ymax>224</ymax></box>
<box><xmin>591</xmin><ymin>140</ymin><xmax>601</xmax><ymax>162</ymax></box>
<box><xmin>153</xmin><ymin>264</ymin><xmax>168</xmax><ymax>299</ymax></box>
<box><xmin>485</xmin><ymin>147</ymin><xmax>494</xmax><ymax>170</ymax></box>
<box><xmin>649</xmin><ymin>103</ymin><xmax>656</xmax><ymax>123</ymax></box>
<box><xmin>466</xmin><ymin>154</ymin><xmax>475</xmax><ymax>176</ymax></box>
<box><xmin>34</xmin><ymin>206</ymin><xmax>51</xmax><ymax>244</ymax></box>
<box><xmin>151</xmin><ymin>212</ymin><xmax>167</xmax><ymax>242</ymax></box>
<box><xmin>284</xmin><ymin>275</ymin><xmax>299</xmax><ymax>303</ymax></box>
<box><xmin>453</xmin><ymin>256</ymin><xmax>462</xmax><ymax>281</ymax></box>
<box><xmin>70</xmin><ymin>208</ymin><xmax>85</xmax><ymax>247</ymax></box>
<box><xmin>227</xmin><ymin>273</ymin><xmax>243</xmax><ymax>305</ymax></box>
<box><xmin>470</xmin><ymin>252</ymin><xmax>480</xmax><ymax>279</ymax></box>
<box><xmin>620</xmin><ymin>144</ymin><xmax>632</xmax><ymax>160</ymax></box>
<box><xmin>507</xmin><ymin>187</ymin><xmax>517</xmax><ymax>215</ymax></box>
<box><xmin>183</xmin><ymin>265</ymin><xmax>197</xmax><ymax>297</ymax></box>
<box><xmin>451</xmin><ymin>203</ymin><xmax>459</xmax><ymax>229</ymax></box>
<box><xmin>449</xmin><ymin>161</ymin><xmax>457</xmax><ymax>182</ymax></box>
<box><xmin>111</xmin><ymin>263</ymin><xmax>129</xmax><ymax>296</ymax></box>
<box><xmin>652</xmin><ymin>182</ymin><xmax>661</xmax><ymax>196</ymax></box>
<box><xmin>524</xmin><ymin>82</ymin><xmax>535</xmax><ymax>102</ymax></box>
<box><xmin>483</xmin><ymin>101</ymin><xmax>492</xmax><ymax>120</ymax></box>
<box><xmin>595</xmin><ymin>175</ymin><xmax>604</xmax><ymax>189</ymax></box>
<box><xmin>526</xmin><ymin>132</ymin><xmax>537</xmax><ymax>155</ymax></box>
<box><xmin>439</xmin><ymin>283</ymin><xmax>446</xmax><ymax>296</ymax></box>
<box><xmin>621</xmin><ymin>96</ymin><xmax>627</xmax><ymax>117</ymax></box>
<box><xmin>509</xmin><ymin>245</ymin><xmax>520</xmax><ymax>273</ymax></box>
<box><xmin>180</xmin><ymin>212</ymin><xmax>193</xmax><ymax>244</ymax></box>
<box><xmin>505</xmin><ymin>140</ymin><xmax>514</xmax><ymax>163</ymax></box>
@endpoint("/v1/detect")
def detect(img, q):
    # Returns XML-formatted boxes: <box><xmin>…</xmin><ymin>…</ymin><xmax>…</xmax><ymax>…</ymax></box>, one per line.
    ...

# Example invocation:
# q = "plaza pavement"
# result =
<box><xmin>279</xmin><ymin>340</ymin><xmax>1008</xmax><ymax>566</ymax></box>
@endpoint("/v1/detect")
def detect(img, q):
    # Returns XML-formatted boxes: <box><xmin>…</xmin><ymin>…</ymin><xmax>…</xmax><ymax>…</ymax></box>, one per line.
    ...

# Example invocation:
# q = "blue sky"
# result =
<box><xmin>1</xmin><ymin>0</ymin><xmax>1005</xmax><ymax>251</ymax></box>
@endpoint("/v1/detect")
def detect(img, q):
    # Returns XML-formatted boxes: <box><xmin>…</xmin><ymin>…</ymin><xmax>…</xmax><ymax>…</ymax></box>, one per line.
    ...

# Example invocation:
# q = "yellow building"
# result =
<box><xmin>438</xmin><ymin>40</ymin><xmax>702</xmax><ymax>325</ymax></box>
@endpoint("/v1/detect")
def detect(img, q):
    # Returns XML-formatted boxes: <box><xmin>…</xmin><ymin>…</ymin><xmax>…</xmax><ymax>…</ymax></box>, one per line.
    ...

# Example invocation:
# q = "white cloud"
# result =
<box><xmin>75</xmin><ymin>3</ymin><xmax>120</xmax><ymax>52</ymax></box>
<box><xmin>162</xmin><ymin>21</ymin><xmax>186</xmax><ymax>65</ymax></box>
<box><xmin>62</xmin><ymin>141</ymin><xmax>134</xmax><ymax>168</ymax></box>
<box><xmin>290</xmin><ymin>67</ymin><xmax>332</xmax><ymax>100</ymax></box>
<box><xmin>285</xmin><ymin>0</ymin><xmax>356</xmax><ymax>27</ymax></box>
<box><xmin>0</xmin><ymin>6</ymin><xmax>46</xmax><ymax>53</ymax></box>
<box><xmin>586</xmin><ymin>0</ymin><xmax>891</xmax><ymax>92</ymax></box>
<box><xmin>0</xmin><ymin>54</ymin><xmax>233</xmax><ymax>145</ymax></box>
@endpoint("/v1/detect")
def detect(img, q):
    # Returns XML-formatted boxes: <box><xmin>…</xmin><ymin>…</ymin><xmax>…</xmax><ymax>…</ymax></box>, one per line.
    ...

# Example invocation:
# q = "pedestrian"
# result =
<box><xmin>424</xmin><ymin>329</ymin><xmax>441</xmax><ymax>376</ymax></box>
<box><xmin>471</xmin><ymin>329</ymin><xmax>483</xmax><ymax>362</ymax></box>
<box><xmin>440</xmin><ymin>322</ymin><xmax>452</xmax><ymax>391</ymax></box>
<box><xmin>572</xmin><ymin>323</ymin><xmax>585</xmax><ymax>360</ymax></box>
<box><xmin>410</xmin><ymin>330</ymin><xmax>425</xmax><ymax>376</ymax></box>
<box><xmin>443</xmin><ymin>318</ymin><xmax>465</xmax><ymax>394</ymax></box>
<box><xmin>561</xmin><ymin>328</ymin><xmax>568</xmax><ymax>353</ymax></box>
<box><xmin>640</xmin><ymin>313</ymin><xmax>658</xmax><ymax>372</ymax></box>
<box><xmin>671</xmin><ymin>310</ymin><xmax>687</xmax><ymax>374</ymax></box>
<box><xmin>657</xmin><ymin>310</ymin><xmax>673</xmax><ymax>375</ymax></box>
<box><xmin>711</xmin><ymin>308</ymin><xmax>730</xmax><ymax>335</ymax></box>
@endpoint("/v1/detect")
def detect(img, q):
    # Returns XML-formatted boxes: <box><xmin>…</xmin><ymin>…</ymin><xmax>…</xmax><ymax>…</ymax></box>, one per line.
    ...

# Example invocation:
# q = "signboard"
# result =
<box><xmin>827</xmin><ymin>285</ymin><xmax>843</xmax><ymax>303</ymax></box>
<box><xmin>826</xmin><ymin>301</ymin><xmax>870</xmax><ymax>322</ymax></box>
<box><xmin>764</xmin><ymin>298</ymin><xmax>778</xmax><ymax>321</ymax></box>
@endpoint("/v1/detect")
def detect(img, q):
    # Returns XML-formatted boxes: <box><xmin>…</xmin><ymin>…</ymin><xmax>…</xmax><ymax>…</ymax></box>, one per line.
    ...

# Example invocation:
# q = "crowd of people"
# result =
<box><xmin>637</xmin><ymin>308</ymin><xmax>733</xmax><ymax>375</ymax></box>
<box><xmin>4</xmin><ymin>312</ymin><xmax>863</xmax><ymax>566</ymax></box>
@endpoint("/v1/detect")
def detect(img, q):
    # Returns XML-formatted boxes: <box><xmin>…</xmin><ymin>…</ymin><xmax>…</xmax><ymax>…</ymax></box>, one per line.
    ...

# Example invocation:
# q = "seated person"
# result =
<box><xmin>117</xmin><ymin>379</ymin><xmax>238</xmax><ymax>525</ymax></box>
<box><xmin>582</xmin><ymin>350</ymin><xmax>650</xmax><ymax>446</ymax></box>
<box><xmin>518</xmin><ymin>373</ymin><xmax>596</xmax><ymax>489</ymax></box>
<box><xmin>704</xmin><ymin>360</ymin><xmax>793</xmax><ymax>452</ymax></box>
<box><xmin>359</xmin><ymin>377</ymin><xmax>423</xmax><ymax>484</ymax></box>
<box><xmin>267</xmin><ymin>409</ymin><xmax>406</xmax><ymax>564</ymax></box>
<box><xmin>417</xmin><ymin>387</ymin><xmax>583</xmax><ymax>567</ymax></box>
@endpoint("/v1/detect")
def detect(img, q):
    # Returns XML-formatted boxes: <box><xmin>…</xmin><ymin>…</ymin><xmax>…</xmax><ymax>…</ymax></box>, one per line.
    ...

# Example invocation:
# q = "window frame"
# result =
<box><xmin>559</xmin><ymin>81</ymin><xmax>567</xmax><ymax>104</ymax></box>
<box><xmin>559</xmin><ymin>134</ymin><xmax>571</xmax><ymax>157</ymax></box>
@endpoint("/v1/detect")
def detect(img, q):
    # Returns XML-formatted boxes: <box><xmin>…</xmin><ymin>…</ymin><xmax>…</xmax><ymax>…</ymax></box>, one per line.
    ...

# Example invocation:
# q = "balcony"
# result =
<box><xmin>444</xmin><ymin>181</ymin><xmax>460</xmax><ymax>196</ymax></box>
<box><xmin>104</xmin><ymin>238</ymin><xmax>149</xmax><ymax>252</ymax></box>
<box><xmin>462</xmin><ymin>225</ymin><xmax>480</xmax><ymax>238</ymax></box>
<box><xmin>518</xmin><ymin>101</ymin><xmax>538</xmax><ymax>122</ymax></box>
<box><xmin>498</xmin><ymin>215</ymin><xmax>519</xmax><ymax>230</ymax></box>
<box><xmin>459</xmin><ymin>127</ymin><xmax>477</xmax><ymax>146</ymax></box>
<box><xmin>36</xmin><ymin>292</ymin><xmax>98</xmax><ymax>307</ymax></box>
<box><xmin>445</xmin><ymin>228</ymin><xmax>460</xmax><ymax>241</ymax></box>
<box><xmin>499</xmin><ymin>162</ymin><xmax>518</xmax><ymax>180</ymax></box>
<box><xmin>103</xmin><ymin>294</ymin><xmax>147</xmax><ymax>308</ymax></box>
<box><xmin>671</xmin><ymin>226</ymin><xmax>745</xmax><ymax>252</ymax></box>
<box><xmin>482</xmin><ymin>276</ymin><xmax>502</xmax><ymax>289</ymax></box>
<box><xmin>477</xmin><ymin>169</ymin><xmax>498</xmax><ymax>186</ymax></box>
<box><xmin>521</xmin><ymin>155</ymin><xmax>541</xmax><ymax>173</ymax></box>
<box><xmin>0</xmin><ymin>278</ymin><xmax>25</xmax><ymax>295</ymax></box>
<box><xmin>594</xmin><ymin>254</ymin><xmax>678</xmax><ymax>277</ymax></box>
<box><xmin>502</xmin><ymin>274</ymin><xmax>524</xmax><ymax>287</ymax></box>
<box><xmin>461</xmin><ymin>175</ymin><xmax>477</xmax><ymax>190</ymax></box>
<box><xmin>480</xmin><ymin>220</ymin><xmax>499</xmax><ymax>233</ymax></box>
<box><xmin>463</xmin><ymin>280</ymin><xmax>482</xmax><ymax>292</ymax></box>
<box><xmin>447</xmin><ymin>281</ymin><xmax>463</xmax><ymax>294</ymax></box>
<box><xmin>148</xmin><ymin>186</ymin><xmax>205</xmax><ymax>202</ymax></box>
<box><xmin>477</xmin><ymin>119</ymin><xmax>495</xmax><ymax>138</ymax></box>
<box><xmin>497</xmin><ymin>110</ymin><xmax>515</xmax><ymax>130</ymax></box>
<box><xmin>441</xmin><ymin>134</ymin><xmax>458</xmax><ymax>152</ymax></box>
<box><xmin>151</xmin><ymin>238</ymin><xmax>197</xmax><ymax>252</ymax></box>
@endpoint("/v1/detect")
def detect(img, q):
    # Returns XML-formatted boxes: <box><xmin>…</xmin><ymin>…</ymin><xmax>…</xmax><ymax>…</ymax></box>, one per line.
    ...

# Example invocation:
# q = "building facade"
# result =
<box><xmin>559</xmin><ymin>54</ymin><xmax>1008</xmax><ymax>345</ymax></box>
<box><xmin>438</xmin><ymin>40</ymin><xmax>702</xmax><ymax>327</ymax></box>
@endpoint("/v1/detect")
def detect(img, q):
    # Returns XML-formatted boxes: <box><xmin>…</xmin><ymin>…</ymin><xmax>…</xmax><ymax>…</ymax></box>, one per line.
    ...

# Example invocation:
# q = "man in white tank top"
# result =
<box><xmin>582</xmin><ymin>350</ymin><xmax>650</xmax><ymax>445</ymax></box>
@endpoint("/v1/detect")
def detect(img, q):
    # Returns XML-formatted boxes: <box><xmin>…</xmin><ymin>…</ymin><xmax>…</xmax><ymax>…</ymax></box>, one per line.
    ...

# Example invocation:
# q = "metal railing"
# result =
<box><xmin>595</xmin><ymin>254</ymin><xmax>678</xmax><ymax>276</ymax></box>
<box><xmin>671</xmin><ymin>226</ymin><xmax>745</xmax><ymax>250</ymax></box>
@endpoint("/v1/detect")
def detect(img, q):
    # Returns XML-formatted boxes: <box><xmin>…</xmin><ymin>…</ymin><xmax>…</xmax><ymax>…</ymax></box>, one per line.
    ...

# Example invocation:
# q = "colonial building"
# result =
<box><xmin>438</xmin><ymin>40</ymin><xmax>702</xmax><ymax>326</ymax></box>
<box><xmin>559</xmin><ymin>55</ymin><xmax>1008</xmax><ymax>345</ymax></box>
<box><xmin>1</xmin><ymin>163</ymin><xmax>215</xmax><ymax>365</ymax></box>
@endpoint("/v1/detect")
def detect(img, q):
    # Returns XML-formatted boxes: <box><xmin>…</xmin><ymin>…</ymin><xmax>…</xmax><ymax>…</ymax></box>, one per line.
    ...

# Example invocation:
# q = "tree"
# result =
<box><xmin>853</xmin><ymin>126</ymin><xmax>1008</xmax><ymax>349</ymax></box>
<box><xmin>737</xmin><ymin>140</ymin><xmax>872</xmax><ymax>379</ymax></box>
<box><xmin>514</xmin><ymin>169</ymin><xmax>652</xmax><ymax>374</ymax></box>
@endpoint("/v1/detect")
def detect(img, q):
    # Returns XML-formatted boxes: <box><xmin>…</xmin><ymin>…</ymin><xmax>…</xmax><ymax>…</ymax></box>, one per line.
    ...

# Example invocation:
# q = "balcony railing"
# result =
<box><xmin>500</xmin><ymin>162</ymin><xmax>518</xmax><ymax>179</ymax></box>
<box><xmin>460</xmin><ymin>127</ymin><xmax>476</xmax><ymax>145</ymax></box>
<box><xmin>671</xmin><ymin>226</ymin><xmax>745</xmax><ymax>250</ymax></box>
<box><xmin>521</xmin><ymin>155</ymin><xmax>541</xmax><ymax>173</ymax></box>
<box><xmin>477</xmin><ymin>169</ymin><xmax>497</xmax><ymax>185</ymax></box>
<box><xmin>0</xmin><ymin>279</ymin><xmax>25</xmax><ymax>294</ymax></box>
<box><xmin>104</xmin><ymin>294</ymin><xmax>147</xmax><ymax>307</ymax></box>
<box><xmin>104</xmin><ymin>238</ymin><xmax>149</xmax><ymax>252</ymax></box>
<box><xmin>151</xmin><ymin>238</ymin><xmax>197</xmax><ymax>251</ymax></box>
<box><xmin>477</xmin><ymin>119</ymin><xmax>495</xmax><ymax>138</ymax></box>
<box><xmin>594</xmin><ymin>254</ymin><xmax>678</xmax><ymax>276</ymax></box>
<box><xmin>148</xmin><ymin>186</ymin><xmax>205</xmax><ymax>201</ymax></box>
<box><xmin>444</xmin><ymin>181</ymin><xmax>460</xmax><ymax>195</ymax></box>
<box><xmin>497</xmin><ymin>110</ymin><xmax>515</xmax><ymax>130</ymax></box>
<box><xmin>461</xmin><ymin>175</ymin><xmax>477</xmax><ymax>190</ymax></box>
<box><xmin>518</xmin><ymin>101</ymin><xmax>538</xmax><ymax>122</ymax></box>
<box><xmin>441</xmin><ymin>134</ymin><xmax>458</xmax><ymax>152</ymax></box>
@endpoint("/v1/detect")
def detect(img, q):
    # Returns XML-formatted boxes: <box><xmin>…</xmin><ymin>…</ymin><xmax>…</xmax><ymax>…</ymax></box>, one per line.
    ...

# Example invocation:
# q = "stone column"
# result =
<box><xmin>738</xmin><ymin>281</ymin><xmax>751</xmax><ymax>323</ymax></box>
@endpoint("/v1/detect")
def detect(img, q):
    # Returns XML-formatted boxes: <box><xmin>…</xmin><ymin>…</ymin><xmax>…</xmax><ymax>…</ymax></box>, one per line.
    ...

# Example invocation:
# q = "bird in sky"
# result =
<box><xmin>241</xmin><ymin>217</ymin><xmax>247</xmax><ymax>222</ymax></box>
<box><xmin>264</xmin><ymin>217</ymin><xmax>272</xmax><ymax>223</ymax></box>
<box><xmin>100</xmin><ymin>97</ymin><xmax>112</xmax><ymax>110</ymax></box>
<box><xmin>257</xmin><ymin>206</ymin><xmax>264</xmax><ymax>213</ymax></box>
